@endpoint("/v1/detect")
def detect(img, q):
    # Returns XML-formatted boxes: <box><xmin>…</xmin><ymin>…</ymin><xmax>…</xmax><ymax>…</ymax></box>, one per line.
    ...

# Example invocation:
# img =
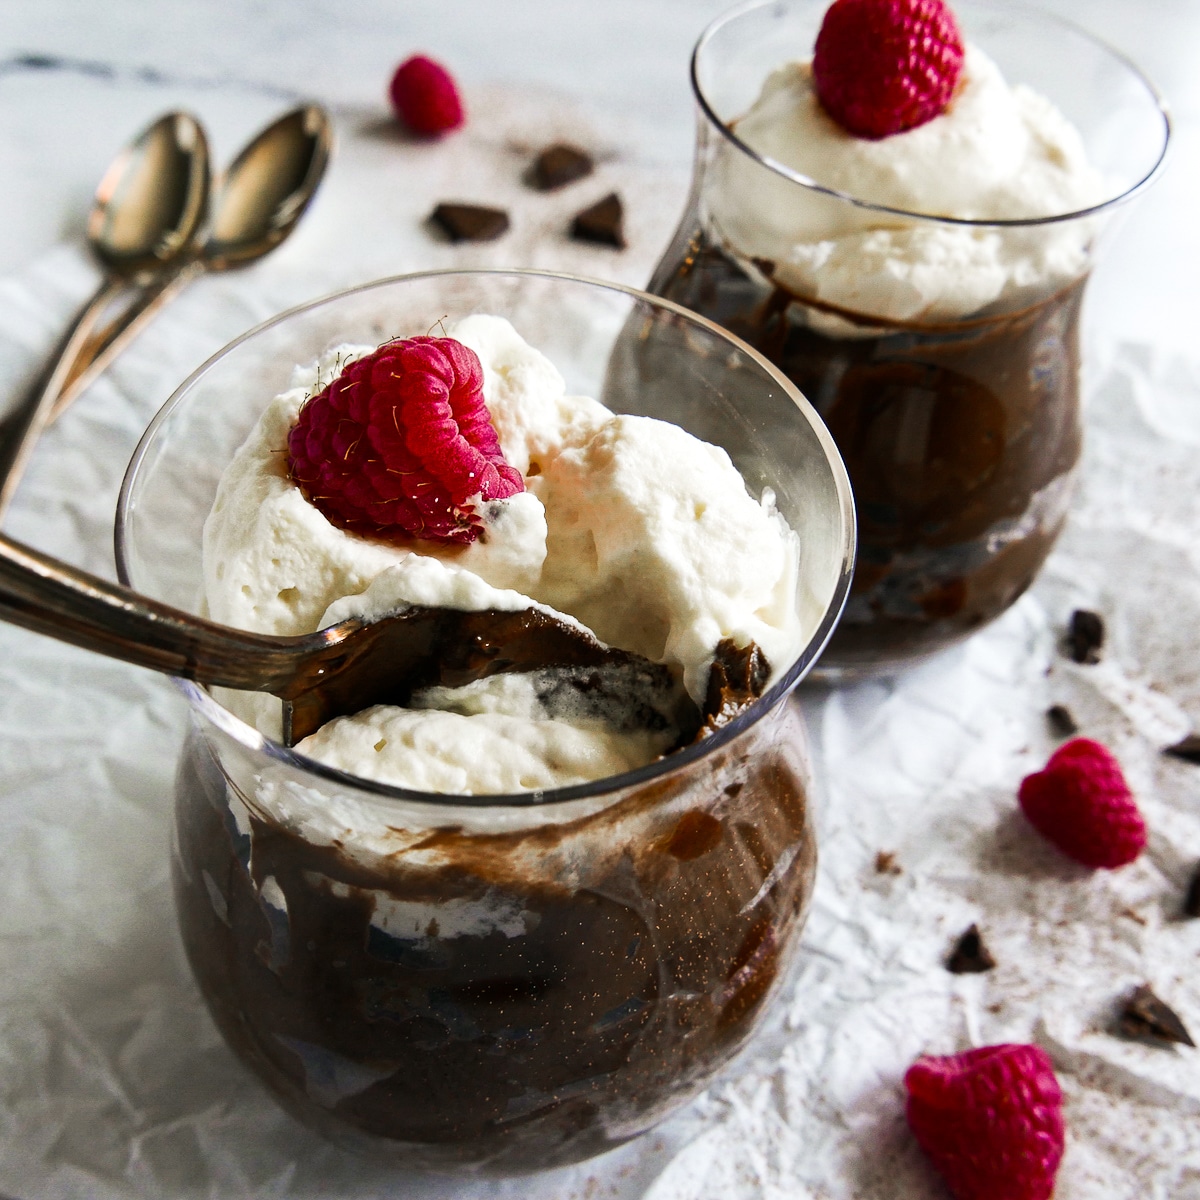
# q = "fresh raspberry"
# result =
<box><xmin>813</xmin><ymin>0</ymin><xmax>964</xmax><ymax>139</ymax></box>
<box><xmin>388</xmin><ymin>55</ymin><xmax>464</xmax><ymax>136</ymax></box>
<box><xmin>287</xmin><ymin>337</ymin><xmax>523</xmax><ymax>545</ymax></box>
<box><xmin>1018</xmin><ymin>738</ymin><xmax>1147</xmax><ymax>869</ymax></box>
<box><xmin>906</xmin><ymin>1044</ymin><xmax>1065</xmax><ymax>1200</ymax></box>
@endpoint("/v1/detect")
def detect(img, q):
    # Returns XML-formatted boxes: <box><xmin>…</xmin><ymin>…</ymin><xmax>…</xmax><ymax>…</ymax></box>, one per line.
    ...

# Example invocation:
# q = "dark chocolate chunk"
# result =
<box><xmin>1164</xmin><ymin>734</ymin><xmax>1200</xmax><ymax>765</ymax></box>
<box><xmin>1046</xmin><ymin>705</ymin><xmax>1079</xmax><ymax>737</ymax></box>
<box><xmin>700</xmin><ymin>638</ymin><xmax>770</xmax><ymax>732</ymax></box>
<box><xmin>430</xmin><ymin>202</ymin><xmax>509</xmax><ymax>243</ymax></box>
<box><xmin>946</xmin><ymin>924</ymin><xmax>996</xmax><ymax>974</ymax></box>
<box><xmin>1115</xmin><ymin>984</ymin><xmax>1195</xmax><ymax>1047</ymax></box>
<box><xmin>874</xmin><ymin>850</ymin><xmax>901</xmax><ymax>876</ymax></box>
<box><xmin>528</xmin><ymin>143</ymin><xmax>593</xmax><ymax>190</ymax></box>
<box><xmin>1184</xmin><ymin>863</ymin><xmax>1200</xmax><ymax>918</ymax></box>
<box><xmin>1066</xmin><ymin>609</ymin><xmax>1104</xmax><ymax>664</ymax></box>
<box><xmin>569</xmin><ymin>192</ymin><xmax>625</xmax><ymax>249</ymax></box>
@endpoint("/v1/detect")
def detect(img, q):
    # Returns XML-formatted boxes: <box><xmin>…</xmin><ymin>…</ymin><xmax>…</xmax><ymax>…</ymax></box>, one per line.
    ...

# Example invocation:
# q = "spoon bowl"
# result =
<box><xmin>89</xmin><ymin>110</ymin><xmax>210</xmax><ymax>277</ymax></box>
<box><xmin>204</xmin><ymin>104</ymin><xmax>332</xmax><ymax>270</ymax></box>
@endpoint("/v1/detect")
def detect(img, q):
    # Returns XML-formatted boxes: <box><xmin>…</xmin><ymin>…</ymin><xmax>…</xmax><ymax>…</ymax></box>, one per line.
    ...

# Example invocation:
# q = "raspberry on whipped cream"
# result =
<box><xmin>202</xmin><ymin>315</ymin><xmax>805</xmax><ymax>792</ymax></box>
<box><xmin>813</xmin><ymin>0</ymin><xmax>965</xmax><ymax>140</ymax></box>
<box><xmin>287</xmin><ymin>336</ymin><xmax>523</xmax><ymax>545</ymax></box>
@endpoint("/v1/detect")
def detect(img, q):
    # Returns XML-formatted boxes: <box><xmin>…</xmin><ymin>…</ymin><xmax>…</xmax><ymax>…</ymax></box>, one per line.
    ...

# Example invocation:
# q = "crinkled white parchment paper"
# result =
<box><xmin>0</xmin><ymin>78</ymin><xmax>1198</xmax><ymax>1200</ymax></box>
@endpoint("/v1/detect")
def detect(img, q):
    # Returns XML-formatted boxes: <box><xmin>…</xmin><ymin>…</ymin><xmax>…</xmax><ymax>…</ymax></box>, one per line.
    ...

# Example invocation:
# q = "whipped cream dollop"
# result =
<box><xmin>709</xmin><ymin>45</ymin><xmax>1108</xmax><ymax>325</ymax></box>
<box><xmin>202</xmin><ymin>342</ymin><xmax>549</xmax><ymax>637</ymax></box>
<box><xmin>202</xmin><ymin>315</ymin><xmax>805</xmax><ymax>792</ymax></box>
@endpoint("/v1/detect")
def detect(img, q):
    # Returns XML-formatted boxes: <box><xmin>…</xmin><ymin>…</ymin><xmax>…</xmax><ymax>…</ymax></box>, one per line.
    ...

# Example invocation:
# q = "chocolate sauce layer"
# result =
<box><xmin>174</xmin><ymin>655</ymin><xmax>815</xmax><ymax>1172</ymax></box>
<box><xmin>651</xmin><ymin>234</ymin><xmax>1084</xmax><ymax>671</ymax></box>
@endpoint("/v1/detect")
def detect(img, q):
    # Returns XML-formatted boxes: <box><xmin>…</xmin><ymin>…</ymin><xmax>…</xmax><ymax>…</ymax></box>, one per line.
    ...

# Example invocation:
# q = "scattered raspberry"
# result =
<box><xmin>813</xmin><ymin>0</ymin><xmax>964</xmax><ymax>139</ymax></box>
<box><xmin>1018</xmin><ymin>737</ymin><xmax>1147</xmax><ymax>869</ymax></box>
<box><xmin>287</xmin><ymin>337</ymin><xmax>523</xmax><ymax>545</ymax></box>
<box><xmin>906</xmin><ymin>1044</ymin><xmax>1065</xmax><ymax>1200</ymax></box>
<box><xmin>389</xmin><ymin>55</ymin><xmax>464</xmax><ymax>136</ymax></box>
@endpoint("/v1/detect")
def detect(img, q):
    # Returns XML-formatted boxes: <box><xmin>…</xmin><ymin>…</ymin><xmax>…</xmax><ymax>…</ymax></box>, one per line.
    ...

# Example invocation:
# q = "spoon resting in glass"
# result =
<box><xmin>0</xmin><ymin>533</ymin><xmax>700</xmax><ymax>749</ymax></box>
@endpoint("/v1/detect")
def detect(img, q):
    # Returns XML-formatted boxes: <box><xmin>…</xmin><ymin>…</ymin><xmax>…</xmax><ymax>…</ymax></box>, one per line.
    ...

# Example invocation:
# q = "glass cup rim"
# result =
<box><xmin>115</xmin><ymin>266</ymin><xmax>857</xmax><ymax>813</ymax></box>
<box><xmin>691</xmin><ymin>0</ymin><xmax>1173</xmax><ymax>229</ymax></box>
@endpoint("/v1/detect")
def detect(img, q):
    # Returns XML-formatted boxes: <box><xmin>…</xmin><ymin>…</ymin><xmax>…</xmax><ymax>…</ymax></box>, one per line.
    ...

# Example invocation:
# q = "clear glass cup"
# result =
<box><xmin>648</xmin><ymin>0</ymin><xmax>1171</xmax><ymax>677</ymax></box>
<box><xmin>115</xmin><ymin>270</ymin><xmax>855</xmax><ymax>1173</ymax></box>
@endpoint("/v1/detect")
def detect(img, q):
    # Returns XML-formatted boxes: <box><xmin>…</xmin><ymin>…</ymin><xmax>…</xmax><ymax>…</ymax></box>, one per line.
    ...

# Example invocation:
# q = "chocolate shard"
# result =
<box><xmin>569</xmin><ymin>192</ymin><xmax>625</xmax><ymax>249</ymax></box>
<box><xmin>528</xmin><ymin>143</ymin><xmax>593</xmax><ymax>190</ymax></box>
<box><xmin>1066</xmin><ymin>609</ymin><xmax>1104</xmax><ymax>664</ymax></box>
<box><xmin>1046</xmin><ymin>704</ymin><xmax>1079</xmax><ymax>737</ymax></box>
<box><xmin>430</xmin><ymin>203</ymin><xmax>509</xmax><ymax>243</ymax></box>
<box><xmin>1115</xmin><ymin>984</ymin><xmax>1195</xmax><ymax>1048</ymax></box>
<box><xmin>1184</xmin><ymin>863</ymin><xmax>1200</xmax><ymax>919</ymax></box>
<box><xmin>1164</xmin><ymin>733</ymin><xmax>1200</xmax><ymax>765</ymax></box>
<box><xmin>946</xmin><ymin>924</ymin><xmax>996</xmax><ymax>974</ymax></box>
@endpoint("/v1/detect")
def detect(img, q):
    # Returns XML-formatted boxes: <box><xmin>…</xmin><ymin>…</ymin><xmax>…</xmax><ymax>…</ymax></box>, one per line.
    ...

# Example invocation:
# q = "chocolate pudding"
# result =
<box><xmin>173</xmin><ymin>663</ymin><xmax>815</xmax><ymax>1172</ymax></box>
<box><xmin>651</xmin><ymin>234</ymin><xmax>1083</xmax><ymax>671</ymax></box>
<box><xmin>117</xmin><ymin>273</ymin><xmax>854</xmax><ymax>1175</ymax></box>
<box><xmin>637</xmin><ymin>0</ymin><xmax>1177</xmax><ymax>672</ymax></box>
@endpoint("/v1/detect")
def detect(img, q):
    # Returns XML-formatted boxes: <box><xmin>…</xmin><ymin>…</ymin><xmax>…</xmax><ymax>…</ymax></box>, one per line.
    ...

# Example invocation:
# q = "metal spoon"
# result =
<box><xmin>0</xmin><ymin>105</ymin><xmax>331</xmax><ymax>522</ymax></box>
<box><xmin>0</xmin><ymin>112</ymin><xmax>210</xmax><ymax>515</ymax></box>
<box><xmin>0</xmin><ymin>533</ymin><xmax>698</xmax><ymax>747</ymax></box>
<box><xmin>50</xmin><ymin>103</ymin><xmax>333</xmax><ymax>420</ymax></box>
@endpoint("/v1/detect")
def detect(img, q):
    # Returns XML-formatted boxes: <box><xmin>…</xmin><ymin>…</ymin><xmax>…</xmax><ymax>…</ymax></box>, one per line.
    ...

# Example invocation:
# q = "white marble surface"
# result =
<box><xmin>0</xmin><ymin>2</ymin><xmax>1198</xmax><ymax>1198</ymax></box>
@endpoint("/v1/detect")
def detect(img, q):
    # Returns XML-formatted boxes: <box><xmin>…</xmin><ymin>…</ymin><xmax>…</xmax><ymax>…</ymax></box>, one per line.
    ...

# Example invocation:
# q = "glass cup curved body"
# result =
<box><xmin>648</xmin><ymin>0</ymin><xmax>1171</xmax><ymax>676</ymax></box>
<box><xmin>116</xmin><ymin>270</ymin><xmax>855</xmax><ymax>1172</ymax></box>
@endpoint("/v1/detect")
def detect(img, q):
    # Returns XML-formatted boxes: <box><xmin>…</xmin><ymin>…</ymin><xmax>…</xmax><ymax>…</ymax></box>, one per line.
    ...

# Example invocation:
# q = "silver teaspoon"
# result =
<box><xmin>0</xmin><ymin>105</ymin><xmax>331</xmax><ymax>522</ymax></box>
<box><xmin>50</xmin><ymin>103</ymin><xmax>333</xmax><ymax>420</ymax></box>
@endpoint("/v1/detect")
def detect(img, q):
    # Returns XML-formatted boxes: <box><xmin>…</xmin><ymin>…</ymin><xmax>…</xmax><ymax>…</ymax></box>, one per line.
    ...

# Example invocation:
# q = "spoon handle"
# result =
<box><xmin>0</xmin><ymin>278</ymin><xmax>128</xmax><ymax>521</ymax></box>
<box><xmin>49</xmin><ymin>262</ymin><xmax>203</xmax><ymax>422</ymax></box>
<box><xmin>0</xmin><ymin>531</ymin><xmax>312</xmax><ymax>693</ymax></box>
<box><xmin>0</xmin><ymin>263</ymin><xmax>204</xmax><ymax>520</ymax></box>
